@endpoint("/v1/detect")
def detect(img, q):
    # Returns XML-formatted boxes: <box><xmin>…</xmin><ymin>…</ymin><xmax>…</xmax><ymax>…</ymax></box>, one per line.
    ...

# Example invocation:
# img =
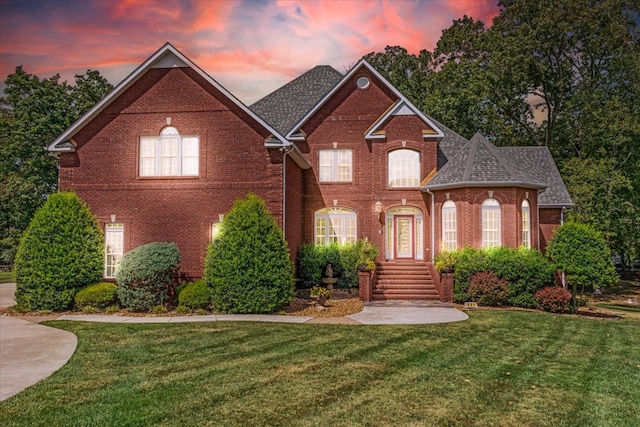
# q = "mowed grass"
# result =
<box><xmin>0</xmin><ymin>270</ymin><xmax>15</xmax><ymax>284</ymax></box>
<box><xmin>1</xmin><ymin>311</ymin><xmax>639</xmax><ymax>427</ymax></box>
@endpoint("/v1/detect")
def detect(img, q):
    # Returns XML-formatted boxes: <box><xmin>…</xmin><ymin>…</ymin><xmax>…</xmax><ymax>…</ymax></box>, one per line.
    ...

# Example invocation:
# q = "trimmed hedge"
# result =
<box><xmin>116</xmin><ymin>242</ymin><xmax>180</xmax><ymax>312</ymax></box>
<box><xmin>298</xmin><ymin>239</ymin><xmax>379</xmax><ymax>288</ymax></box>
<box><xmin>204</xmin><ymin>194</ymin><xmax>294</xmax><ymax>314</ymax></box>
<box><xmin>178</xmin><ymin>280</ymin><xmax>212</xmax><ymax>310</ymax></box>
<box><xmin>449</xmin><ymin>247</ymin><xmax>555</xmax><ymax>307</ymax></box>
<box><xmin>75</xmin><ymin>282</ymin><xmax>118</xmax><ymax>310</ymax></box>
<box><xmin>535</xmin><ymin>286</ymin><xmax>572</xmax><ymax>313</ymax></box>
<box><xmin>14</xmin><ymin>192</ymin><xmax>104</xmax><ymax>311</ymax></box>
<box><xmin>468</xmin><ymin>271</ymin><xmax>508</xmax><ymax>306</ymax></box>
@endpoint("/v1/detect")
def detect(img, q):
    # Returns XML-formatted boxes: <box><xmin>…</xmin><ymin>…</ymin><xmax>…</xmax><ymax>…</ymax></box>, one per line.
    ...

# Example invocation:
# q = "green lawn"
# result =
<box><xmin>0</xmin><ymin>270</ymin><xmax>15</xmax><ymax>284</ymax></box>
<box><xmin>1</xmin><ymin>311</ymin><xmax>639</xmax><ymax>427</ymax></box>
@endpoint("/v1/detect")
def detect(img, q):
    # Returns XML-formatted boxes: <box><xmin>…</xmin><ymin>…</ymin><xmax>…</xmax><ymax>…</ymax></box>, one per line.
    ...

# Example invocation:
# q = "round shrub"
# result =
<box><xmin>178</xmin><ymin>280</ymin><xmax>212</xmax><ymax>310</ymax></box>
<box><xmin>14</xmin><ymin>192</ymin><xmax>103</xmax><ymax>311</ymax></box>
<box><xmin>467</xmin><ymin>271</ymin><xmax>508</xmax><ymax>306</ymax></box>
<box><xmin>205</xmin><ymin>194</ymin><xmax>294</xmax><ymax>313</ymax></box>
<box><xmin>535</xmin><ymin>286</ymin><xmax>572</xmax><ymax>313</ymax></box>
<box><xmin>116</xmin><ymin>242</ymin><xmax>180</xmax><ymax>312</ymax></box>
<box><xmin>75</xmin><ymin>282</ymin><xmax>118</xmax><ymax>310</ymax></box>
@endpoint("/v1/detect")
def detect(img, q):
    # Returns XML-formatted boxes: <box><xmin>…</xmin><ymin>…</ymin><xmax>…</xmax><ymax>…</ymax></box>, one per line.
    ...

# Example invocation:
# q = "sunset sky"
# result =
<box><xmin>0</xmin><ymin>0</ymin><xmax>500</xmax><ymax>104</ymax></box>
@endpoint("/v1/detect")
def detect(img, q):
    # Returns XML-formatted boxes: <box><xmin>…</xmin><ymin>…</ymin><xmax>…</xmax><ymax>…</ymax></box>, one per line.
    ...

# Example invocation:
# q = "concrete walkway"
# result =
<box><xmin>0</xmin><ymin>282</ymin><xmax>468</xmax><ymax>401</ymax></box>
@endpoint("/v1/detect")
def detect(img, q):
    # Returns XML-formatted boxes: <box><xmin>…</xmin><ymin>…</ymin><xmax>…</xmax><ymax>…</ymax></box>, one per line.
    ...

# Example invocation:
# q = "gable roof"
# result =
<box><xmin>250</xmin><ymin>65</ymin><xmax>343</xmax><ymax>135</ymax></box>
<box><xmin>47</xmin><ymin>43</ymin><xmax>311</xmax><ymax>168</ymax></box>
<box><xmin>423</xmin><ymin>133</ymin><xmax>547</xmax><ymax>191</ymax></box>
<box><xmin>283</xmin><ymin>58</ymin><xmax>444</xmax><ymax>141</ymax></box>
<box><xmin>500</xmin><ymin>146</ymin><xmax>573</xmax><ymax>207</ymax></box>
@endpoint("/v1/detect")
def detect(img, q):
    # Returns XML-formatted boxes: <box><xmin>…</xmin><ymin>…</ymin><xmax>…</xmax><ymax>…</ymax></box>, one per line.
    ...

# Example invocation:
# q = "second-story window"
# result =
<box><xmin>319</xmin><ymin>149</ymin><xmax>352</xmax><ymax>182</ymax></box>
<box><xmin>388</xmin><ymin>149</ymin><xmax>420</xmax><ymax>188</ymax></box>
<box><xmin>139</xmin><ymin>126</ymin><xmax>199</xmax><ymax>177</ymax></box>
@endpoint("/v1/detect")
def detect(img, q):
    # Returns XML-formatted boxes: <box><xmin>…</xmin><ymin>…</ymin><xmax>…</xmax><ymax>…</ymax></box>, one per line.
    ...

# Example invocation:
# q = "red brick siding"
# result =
<box><xmin>539</xmin><ymin>208</ymin><xmax>563</xmax><ymax>252</ymax></box>
<box><xmin>59</xmin><ymin>67</ymin><xmax>285</xmax><ymax>279</ymax></box>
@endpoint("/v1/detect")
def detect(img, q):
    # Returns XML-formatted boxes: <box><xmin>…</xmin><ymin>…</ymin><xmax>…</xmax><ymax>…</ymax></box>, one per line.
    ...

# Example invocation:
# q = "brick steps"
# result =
<box><xmin>372</xmin><ymin>261</ymin><xmax>440</xmax><ymax>301</ymax></box>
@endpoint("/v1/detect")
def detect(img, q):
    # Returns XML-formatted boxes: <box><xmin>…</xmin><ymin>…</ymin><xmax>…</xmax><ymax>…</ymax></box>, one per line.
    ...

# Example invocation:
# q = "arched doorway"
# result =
<box><xmin>385</xmin><ymin>206</ymin><xmax>424</xmax><ymax>260</ymax></box>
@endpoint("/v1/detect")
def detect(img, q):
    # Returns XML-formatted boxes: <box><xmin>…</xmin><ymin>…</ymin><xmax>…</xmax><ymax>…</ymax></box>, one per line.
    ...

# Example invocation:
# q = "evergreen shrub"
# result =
<box><xmin>116</xmin><ymin>242</ymin><xmax>180</xmax><ymax>312</ymax></box>
<box><xmin>204</xmin><ymin>194</ymin><xmax>294</xmax><ymax>313</ymax></box>
<box><xmin>535</xmin><ymin>286</ymin><xmax>572</xmax><ymax>313</ymax></box>
<box><xmin>467</xmin><ymin>271</ymin><xmax>508</xmax><ymax>306</ymax></box>
<box><xmin>178</xmin><ymin>280</ymin><xmax>212</xmax><ymax>310</ymax></box>
<box><xmin>75</xmin><ymin>282</ymin><xmax>118</xmax><ymax>310</ymax></box>
<box><xmin>14</xmin><ymin>192</ymin><xmax>104</xmax><ymax>311</ymax></box>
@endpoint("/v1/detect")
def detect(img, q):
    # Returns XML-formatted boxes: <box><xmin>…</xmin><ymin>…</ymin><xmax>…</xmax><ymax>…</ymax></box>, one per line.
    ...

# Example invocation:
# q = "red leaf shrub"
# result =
<box><xmin>535</xmin><ymin>286</ymin><xmax>572</xmax><ymax>313</ymax></box>
<box><xmin>467</xmin><ymin>271</ymin><xmax>508</xmax><ymax>306</ymax></box>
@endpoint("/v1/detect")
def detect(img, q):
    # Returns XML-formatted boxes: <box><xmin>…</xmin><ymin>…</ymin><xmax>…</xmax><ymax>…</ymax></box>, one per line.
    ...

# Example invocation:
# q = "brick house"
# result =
<box><xmin>48</xmin><ymin>43</ymin><xmax>572</xmax><ymax>302</ymax></box>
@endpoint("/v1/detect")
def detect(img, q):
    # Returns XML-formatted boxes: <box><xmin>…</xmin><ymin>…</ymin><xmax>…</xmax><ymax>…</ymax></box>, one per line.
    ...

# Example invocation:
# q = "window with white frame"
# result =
<box><xmin>482</xmin><ymin>198</ymin><xmax>501</xmax><ymax>248</ymax></box>
<box><xmin>104</xmin><ymin>223</ymin><xmax>124</xmax><ymax>278</ymax></box>
<box><xmin>522</xmin><ymin>200</ymin><xmax>531</xmax><ymax>248</ymax></box>
<box><xmin>139</xmin><ymin>126</ymin><xmax>199</xmax><ymax>177</ymax></box>
<box><xmin>442</xmin><ymin>200</ymin><xmax>457</xmax><ymax>250</ymax></box>
<box><xmin>314</xmin><ymin>207</ymin><xmax>357</xmax><ymax>245</ymax></box>
<box><xmin>319</xmin><ymin>149</ymin><xmax>352</xmax><ymax>182</ymax></box>
<box><xmin>388</xmin><ymin>149</ymin><xmax>420</xmax><ymax>187</ymax></box>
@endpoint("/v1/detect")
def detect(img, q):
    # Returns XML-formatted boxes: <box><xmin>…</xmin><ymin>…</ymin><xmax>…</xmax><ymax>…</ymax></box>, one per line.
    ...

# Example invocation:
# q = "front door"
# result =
<box><xmin>395</xmin><ymin>215</ymin><xmax>414</xmax><ymax>259</ymax></box>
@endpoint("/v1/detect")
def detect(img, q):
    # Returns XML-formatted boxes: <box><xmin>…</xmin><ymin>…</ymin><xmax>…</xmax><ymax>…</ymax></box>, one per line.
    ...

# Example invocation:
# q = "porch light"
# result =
<box><xmin>374</xmin><ymin>200</ymin><xmax>383</xmax><ymax>213</ymax></box>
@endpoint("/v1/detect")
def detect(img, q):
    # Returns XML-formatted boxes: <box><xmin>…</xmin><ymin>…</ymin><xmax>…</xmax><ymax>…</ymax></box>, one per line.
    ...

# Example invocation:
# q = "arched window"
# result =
<box><xmin>314</xmin><ymin>207</ymin><xmax>357</xmax><ymax>245</ymax></box>
<box><xmin>482</xmin><ymin>198</ymin><xmax>501</xmax><ymax>248</ymax></box>
<box><xmin>139</xmin><ymin>126</ymin><xmax>199</xmax><ymax>177</ymax></box>
<box><xmin>388</xmin><ymin>149</ymin><xmax>420</xmax><ymax>187</ymax></box>
<box><xmin>522</xmin><ymin>200</ymin><xmax>531</xmax><ymax>248</ymax></box>
<box><xmin>442</xmin><ymin>200</ymin><xmax>457</xmax><ymax>250</ymax></box>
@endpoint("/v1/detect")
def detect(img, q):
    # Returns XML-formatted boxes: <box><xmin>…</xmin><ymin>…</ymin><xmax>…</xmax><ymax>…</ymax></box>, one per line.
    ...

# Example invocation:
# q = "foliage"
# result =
<box><xmin>467</xmin><ymin>271</ymin><xmax>508</xmax><ymax>306</ymax></box>
<box><xmin>298</xmin><ymin>239</ymin><xmax>378</xmax><ymax>288</ymax></box>
<box><xmin>204</xmin><ymin>194</ymin><xmax>294</xmax><ymax>313</ymax></box>
<box><xmin>115</xmin><ymin>242</ymin><xmax>180</xmax><ymax>312</ymax></box>
<box><xmin>309</xmin><ymin>285</ymin><xmax>332</xmax><ymax>299</ymax></box>
<box><xmin>535</xmin><ymin>286</ymin><xmax>573</xmax><ymax>313</ymax></box>
<box><xmin>0</xmin><ymin>67</ymin><xmax>112</xmax><ymax>265</ymax></box>
<box><xmin>434</xmin><ymin>250</ymin><xmax>458</xmax><ymax>272</ymax></box>
<box><xmin>74</xmin><ymin>282</ymin><xmax>118</xmax><ymax>310</ymax></box>
<box><xmin>447</xmin><ymin>247</ymin><xmax>554</xmax><ymax>307</ymax></box>
<box><xmin>547</xmin><ymin>222</ymin><xmax>618</xmax><ymax>309</ymax></box>
<box><xmin>14</xmin><ymin>192</ymin><xmax>104</xmax><ymax>311</ymax></box>
<box><xmin>178</xmin><ymin>280</ymin><xmax>212</xmax><ymax>310</ymax></box>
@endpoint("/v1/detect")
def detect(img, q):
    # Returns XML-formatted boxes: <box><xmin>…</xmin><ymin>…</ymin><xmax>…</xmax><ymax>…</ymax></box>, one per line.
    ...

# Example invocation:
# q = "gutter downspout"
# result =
<box><xmin>561</xmin><ymin>206</ymin><xmax>566</xmax><ymax>289</ymax></box>
<box><xmin>425</xmin><ymin>188</ymin><xmax>435</xmax><ymax>261</ymax></box>
<box><xmin>280</xmin><ymin>144</ymin><xmax>294</xmax><ymax>236</ymax></box>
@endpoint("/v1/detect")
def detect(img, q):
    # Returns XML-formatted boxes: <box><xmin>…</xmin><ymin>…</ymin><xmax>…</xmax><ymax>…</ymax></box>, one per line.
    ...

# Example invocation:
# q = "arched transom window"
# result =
<box><xmin>314</xmin><ymin>207</ymin><xmax>357</xmax><ymax>245</ymax></box>
<box><xmin>442</xmin><ymin>200</ymin><xmax>457</xmax><ymax>250</ymax></box>
<box><xmin>522</xmin><ymin>200</ymin><xmax>531</xmax><ymax>248</ymax></box>
<box><xmin>482</xmin><ymin>198</ymin><xmax>501</xmax><ymax>248</ymax></box>
<box><xmin>388</xmin><ymin>149</ymin><xmax>420</xmax><ymax>188</ymax></box>
<box><xmin>139</xmin><ymin>126</ymin><xmax>199</xmax><ymax>177</ymax></box>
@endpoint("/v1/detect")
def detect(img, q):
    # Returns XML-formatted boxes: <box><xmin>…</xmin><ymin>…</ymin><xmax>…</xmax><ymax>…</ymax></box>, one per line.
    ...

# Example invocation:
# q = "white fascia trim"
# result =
<box><xmin>422</xmin><ymin>181</ymin><xmax>548</xmax><ymax>191</ymax></box>
<box><xmin>364</xmin><ymin>100</ymin><xmax>444</xmax><ymax>140</ymax></box>
<box><xmin>48</xmin><ymin>43</ymin><xmax>289</xmax><ymax>152</ymax></box>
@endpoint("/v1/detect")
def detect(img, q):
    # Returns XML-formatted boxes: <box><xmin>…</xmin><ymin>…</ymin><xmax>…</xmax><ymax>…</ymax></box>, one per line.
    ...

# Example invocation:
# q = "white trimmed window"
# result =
<box><xmin>388</xmin><ymin>149</ymin><xmax>420</xmax><ymax>187</ymax></box>
<box><xmin>104</xmin><ymin>223</ymin><xmax>124</xmax><ymax>278</ymax></box>
<box><xmin>315</xmin><ymin>207</ymin><xmax>357</xmax><ymax>245</ymax></box>
<box><xmin>522</xmin><ymin>200</ymin><xmax>531</xmax><ymax>248</ymax></box>
<box><xmin>442</xmin><ymin>200</ymin><xmax>457</xmax><ymax>250</ymax></box>
<box><xmin>139</xmin><ymin>126</ymin><xmax>199</xmax><ymax>177</ymax></box>
<box><xmin>319</xmin><ymin>149</ymin><xmax>352</xmax><ymax>182</ymax></box>
<box><xmin>482</xmin><ymin>198</ymin><xmax>501</xmax><ymax>248</ymax></box>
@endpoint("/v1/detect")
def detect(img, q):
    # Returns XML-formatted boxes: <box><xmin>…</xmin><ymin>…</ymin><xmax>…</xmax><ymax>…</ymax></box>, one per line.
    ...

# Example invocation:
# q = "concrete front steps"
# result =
<box><xmin>373</xmin><ymin>261</ymin><xmax>440</xmax><ymax>301</ymax></box>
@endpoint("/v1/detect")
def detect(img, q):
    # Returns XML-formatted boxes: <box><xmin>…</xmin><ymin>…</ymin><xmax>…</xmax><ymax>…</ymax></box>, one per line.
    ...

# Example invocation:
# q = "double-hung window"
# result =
<box><xmin>315</xmin><ymin>207</ymin><xmax>357</xmax><ymax>245</ymax></box>
<box><xmin>442</xmin><ymin>200</ymin><xmax>457</xmax><ymax>250</ymax></box>
<box><xmin>482</xmin><ymin>198</ymin><xmax>501</xmax><ymax>248</ymax></box>
<box><xmin>319</xmin><ymin>149</ymin><xmax>352</xmax><ymax>182</ymax></box>
<box><xmin>104</xmin><ymin>223</ymin><xmax>124</xmax><ymax>278</ymax></box>
<box><xmin>388</xmin><ymin>149</ymin><xmax>420</xmax><ymax>187</ymax></box>
<box><xmin>522</xmin><ymin>200</ymin><xmax>531</xmax><ymax>248</ymax></box>
<box><xmin>139</xmin><ymin>126</ymin><xmax>199</xmax><ymax>177</ymax></box>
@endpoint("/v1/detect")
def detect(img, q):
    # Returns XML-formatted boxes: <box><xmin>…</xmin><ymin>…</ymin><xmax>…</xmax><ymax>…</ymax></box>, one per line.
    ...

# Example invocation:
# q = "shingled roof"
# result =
<box><xmin>423</xmin><ymin>133</ymin><xmax>547</xmax><ymax>191</ymax></box>
<box><xmin>500</xmin><ymin>146</ymin><xmax>573</xmax><ymax>207</ymax></box>
<box><xmin>250</xmin><ymin>65</ymin><xmax>343</xmax><ymax>135</ymax></box>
